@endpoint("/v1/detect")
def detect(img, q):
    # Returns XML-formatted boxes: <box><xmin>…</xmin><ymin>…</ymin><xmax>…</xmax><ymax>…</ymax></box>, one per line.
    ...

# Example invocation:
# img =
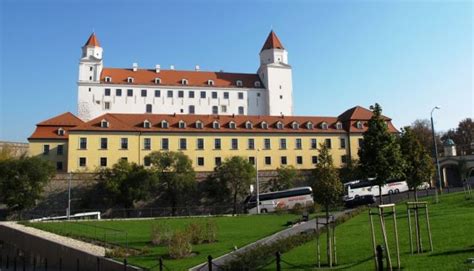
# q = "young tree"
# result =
<box><xmin>213</xmin><ymin>156</ymin><xmax>256</xmax><ymax>215</ymax></box>
<box><xmin>0</xmin><ymin>156</ymin><xmax>55</xmax><ymax>210</ymax></box>
<box><xmin>410</xmin><ymin>119</ymin><xmax>442</xmax><ymax>156</ymax></box>
<box><xmin>147</xmin><ymin>151</ymin><xmax>196</xmax><ymax>215</ymax></box>
<box><xmin>358</xmin><ymin>103</ymin><xmax>405</xmax><ymax>204</ymax></box>
<box><xmin>311</xmin><ymin>143</ymin><xmax>343</xmax><ymax>267</ymax></box>
<box><xmin>264</xmin><ymin>165</ymin><xmax>298</xmax><ymax>192</ymax></box>
<box><xmin>399</xmin><ymin>127</ymin><xmax>435</xmax><ymax>201</ymax></box>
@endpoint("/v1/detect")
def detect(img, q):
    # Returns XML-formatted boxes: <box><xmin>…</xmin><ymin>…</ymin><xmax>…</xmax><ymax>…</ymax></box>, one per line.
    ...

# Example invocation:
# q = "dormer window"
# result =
<box><xmin>207</xmin><ymin>80</ymin><xmax>214</xmax><ymax>86</ymax></box>
<box><xmin>306</xmin><ymin>122</ymin><xmax>313</xmax><ymax>130</ymax></box>
<box><xmin>143</xmin><ymin>120</ymin><xmax>151</xmax><ymax>128</ymax></box>
<box><xmin>178</xmin><ymin>120</ymin><xmax>186</xmax><ymax>129</ymax></box>
<box><xmin>213</xmin><ymin>121</ymin><xmax>220</xmax><ymax>129</ymax></box>
<box><xmin>100</xmin><ymin>119</ymin><xmax>109</xmax><ymax>128</ymax></box>
<box><xmin>229</xmin><ymin>121</ymin><xmax>236</xmax><ymax>129</ymax></box>
<box><xmin>57</xmin><ymin>128</ymin><xmax>65</xmax><ymax>136</ymax></box>
<box><xmin>356</xmin><ymin>121</ymin><xmax>363</xmax><ymax>129</ymax></box>
<box><xmin>245</xmin><ymin>121</ymin><xmax>253</xmax><ymax>129</ymax></box>
<box><xmin>161</xmin><ymin>120</ymin><xmax>169</xmax><ymax>129</ymax></box>
<box><xmin>321</xmin><ymin>122</ymin><xmax>328</xmax><ymax>130</ymax></box>
<box><xmin>276</xmin><ymin>121</ymin><xmax>284</xmax><ymax>130</ymax></box>
<box><xmin>336</xmin><ymin>122</ymin><xmax>343</xmax><ymax>130</ymax></box>
<box><xmin>292</xmin><ymin>122</ymin><xmax>299</xmax><ymax>130</ymax></box>
<box><xmin>236</xmin><ymin>80</ymin><xmax>243</xmax><ymax>87</ymax></box>
<box><xmin>154</xmin><ymin>78</ymin><xmax>161</xmax><ymax>84</ymax></box>
<box><xmin>127</xmin><ymin>77</ymin><xmax>134</xmax><ymax>83</ymax></box>
<box><xmin>196</xmin><ymin>121</ymin><xmax>203</xmax><ymax>129</ymax></box>
<box><xmin>261</xmin><ymin>121</ymin><xmax>268</xmax><ymax>129</ymax></box>
<box><xmin>254</xmin><ymin>81</ymin><xmax>261</xmax><ymax>88</ymax></box>
<box><xmin>181</xmin><ymin>79</ymin><xmax>188</xmax><ymax>85</ymax></box>
<box><xmin>105</xmin><ymin>76</ymin><xmax>112</xmax><ymax>83</ymax></box>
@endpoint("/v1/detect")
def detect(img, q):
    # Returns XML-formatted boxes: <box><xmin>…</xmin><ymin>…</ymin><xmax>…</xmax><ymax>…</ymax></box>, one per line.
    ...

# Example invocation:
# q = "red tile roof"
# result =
<box><xmin>261</xmin><ymin>30</ymin><xmax>285</xmax><ymax>52</ymax></box>
<box><xmin>338</xmin><ymin>106</ymin><xmax>391</xmax><ymax>121</ymax></box>
<box><xmin>84</xmin><ymin>33</ymin><xmax>100</xmax><ymax>47</ymax></box>
<box><xmin>100</xmin><ymin>68</ymin><xmax>263</xmax><ymax>89</ymax></box>
<box><xmin>29</xmin><ymin>112</ymin><xmax>84</xmax><ymax>140</ymax></box>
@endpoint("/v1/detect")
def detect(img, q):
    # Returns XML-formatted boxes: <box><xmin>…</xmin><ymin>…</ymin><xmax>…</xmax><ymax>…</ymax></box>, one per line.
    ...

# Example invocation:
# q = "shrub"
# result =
<box><xmin>307</xmin><ymin>202</ymin><xmax>321</xmax><ymax>214</ymax></box>
<box><xmin>290</xmin><ymin>203</ymin><xmax>304</xmax><ymax>215</ymax></box>
<box><xmin>204</xmin><ymin>219</ymin><xmax>218</xmax><ymax>243</ymax></box>
<box><xmin>168</xmin><ymin>230</ymin><xmax>192</xmax><ymax>259</ymax></box>
<box><xmin>185</xmin><ymin>221</ymin><xmax>205</xmax><ymax>245</ymax></box>
<box><xmin>150</xmin><ymin>222</ymin><xmax>172</xmax><ymax>246</ymax></box>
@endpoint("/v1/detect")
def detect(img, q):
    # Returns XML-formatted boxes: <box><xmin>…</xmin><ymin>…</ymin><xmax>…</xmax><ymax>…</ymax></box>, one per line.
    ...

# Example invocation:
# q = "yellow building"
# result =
<box><xmin>28</xmin><ymin>106</ymin><xmax>398</xmax><ymax>174</ymax></box>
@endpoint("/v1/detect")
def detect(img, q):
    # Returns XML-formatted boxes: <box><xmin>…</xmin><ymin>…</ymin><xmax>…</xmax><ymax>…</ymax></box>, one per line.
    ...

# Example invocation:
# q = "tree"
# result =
<box><xmin>264</xmin><ymin>165</ymin><xmax>298</xmax><ymax>192</ymax></box>
<box><xmin>399</xmin><ymin>127</ymin><xmax>435</xmax><ymax>201</ymax></box>
<box><xmin>310</xmin><ymin>143</ymin><xmax>343</xmax><ymax>267</ymax></box>
<box><xmin>98</xmin><ymin>160</ymin><xmax>157</xmax><ymax>208</ymax></box>
<box><xmin>0</xmin><ymin>156</ymin><xmax>55</xmax><ymax>210</ymax></box>
<box><xmin>358</xmin><ymin>103</ymin><xmax>405</xmax><ymax>204</ymax></box>
<box><xmin>442</xmin><ymin>118</ymin><xmax>473</xmax><ymax>155</ymax></box>
<box><xmin>147</xmin><ymin>151</ymin><xmax>196</xmax><ymax>215</ymax></box>
<box><xmin>410</xmin><ymin>119</ymin><xmax>442</xmax><ymax>156</ymax></box>
<box><xmin>338</xmin><ymin>158</ymin><xmax>363</xmax><ymax>183</ymax></box>
<box><xmin>213</xmin><ymin>156</ymin><xmax>256</xmax><ymax>215</ymax></box>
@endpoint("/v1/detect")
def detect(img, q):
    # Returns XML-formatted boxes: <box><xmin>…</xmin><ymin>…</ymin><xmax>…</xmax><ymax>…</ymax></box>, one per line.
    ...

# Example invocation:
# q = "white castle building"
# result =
<box><xmin>77</xmin><ymin>31</ymin><xmax>293</xmax><ymax>121</ymax></box>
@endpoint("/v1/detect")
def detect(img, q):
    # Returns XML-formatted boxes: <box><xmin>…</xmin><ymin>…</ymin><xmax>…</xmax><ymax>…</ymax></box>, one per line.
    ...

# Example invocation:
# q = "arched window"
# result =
<box><xmin>292</xmin><ymin>122</ymin><xmax>299</xmax><ymax>130</ymax></box>
<box><xmin>245</xmin><ymin>121</ymin><xmax>253</xmax><ymax>129</ymax></box>
<box><xmin>306</xmin><ymin>122</ymin><xmax>313</xmax><ymax>130</ymax></box>
<box><xmin>161</xmin><ymin>120</ymin><xmax>169</xmax><ymax>129</ymax></box>
<box><xmin>100</xmin><ymin>119</ymin><xmax>109</xmax><ymax>128</ymax></box>
<box><xmin>208</xmin><ymin>80</ymin><xmax>214</xmax><ymax>86</ymax></box>
<box><xmin>254</xmin><ymin>81</ymin><xmax>261</xmax><ymax>87</ymax></box>
<box><xmin>261</xmin><ymin>121</ymin><xmax>268</xmax><ymax>129</ymax></box>
<box><xmin>229</xmin><ymin>121</ymin><xmax>236</xmax><ymax>129</ymax></box>
<box><xmin>181</xmin><ymin>79</ymin><xmax>188</xmax><ymax>85</ymax></box>
<box><xmin>276</xmin><ymin>121</ymin><xmax>284</xmax><ymax>129</ymax></box>
<box><xmin>105</xmin><ymin>76</ymin><xmax>112</xmax><ymax>83</ymax></box>
<box><xmin>154</xmin><ymin>78</ymin><xmax>161</xmax><ymax>84</ymax></box>
<box><xmin>57</xmin><ymin>128</ymin><xmax>65</xmax><ymax>136</ymax></box>
<box><xmin>321</xmin><ymin>122</ymin><xmax>328</xmax><ymax>130</ymax></box>
<box><xmin>213</xmin><ymin>121</ymin><xmax>220</xmax><ymax>129</ymax></box>
<box><xmin>236</xmin><ymin>80</ymin><xmax>243</xmax><ymax>87</ymax></box>
<box><xmin>179</xmin><ymin>120</ymin><xmax>186</xmax><ymax>129</ymax></box>
<box><xmin>127</xmin><ymin>77</ymin><xmax>134</xmax><ymax>83</ymax></box>
<box><xmin>356</xmin><ymin>121</ymin><xmax>363</xmax><ymax>129</ymax></box>
<box><xmin>196</xmin><ymin>121</ymin><xmax>203</xmax><ymax>129</ymax></box>
<box><xmin>143</xmin><ymin>120</ymin><xmax>151</xmax><ymax>128</ymax></box>
<box><xmin>336</xmin><ymin>122</ymin><xmax>343</xmax><ymax>130</ymax></box>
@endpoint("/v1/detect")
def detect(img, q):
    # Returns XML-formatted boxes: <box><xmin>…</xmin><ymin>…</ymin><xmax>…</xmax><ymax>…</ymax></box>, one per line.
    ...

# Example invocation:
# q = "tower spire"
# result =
<box><xmin>84</xmin><ymin>32</ymin><xmax>100</xmax><ymax>47</ymax></box>
<box><xmin>260</xmin><ymin>30</ymin><xmax>284</xmax><ymax>52</ymax></box>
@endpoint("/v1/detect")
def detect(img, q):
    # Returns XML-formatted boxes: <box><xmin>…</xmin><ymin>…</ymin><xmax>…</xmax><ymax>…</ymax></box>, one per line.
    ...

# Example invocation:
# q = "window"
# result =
<box><xmin>238</xmin><ymin>92</ymin><xmax>244</xmax><ymax>99</ymax></box>
<box><xmin>197</xmin><ymin>157</ymin><xmax>205</xmax><ymax>166</ymax></box>
<box><xmin>248</xmin><ymin>157</ymin><xmax>255</xmax><ymax>165</ymax></box>
<box><xmin>229</xmin><ymin>121</ymin><xmax>236</xmax><ymax>129</ymax></box>
<box><xmin>261</xmin><ymin>122</ymin><xmax>268</xmax><ymax>129</ymax></box>
<box><xmin>121</xmin><ymin>138</ymin><xmax>128</xmax><ymax>149</ymax></box>
<box><xmin>312</xmin><ymin>156</ymin><xmax>318</xmax><ymax>164</ymax></box>
<box><xmin>311</xmin><ymin>139</ymin><xmax>317</xmax><ymax>149</ymax></box>
<box><xmin>127</xmin><ymin>89</ymin><xmax>133</xmax><ymax>97</ymax></box>
<box><xmin>200</xmin><ymin>91</ymin><xmax>206</xmax><ymax>99</ymax></box>
<box><xmin>340</xmin><ymin>138</ymin><xmax>346</xmax><ymax>149</ymax></box>
<box><xmin>296</xmin><ymin>156</ymin><xmax>303</xmax><ymax>165</ymax></box>
<box><xmin>254</xmin><ymin>81</ymin><xmax>261</xmax><ymax>87</ymax></box>
<box><xmin>189</xmin><ymin>105</ymin><xmax>195</xmax><ymax>114</ymax></box>
<box><xmin>276</xmin><ymin>121</ymin><xmax>283</xmax><ymax>129</ymax></box>
<box><xmin>221</xmin><ymin>105</ymin><xmax>227</xmax><ymax>113</ymax></box>
<box><xmin>215</xmin><ymin>157</ymin><xmax>222</xmax><ymax>166</ymax></box>
<box><xmin>265</xmin><ymin>156</ymin><xmax>271</xmax><ymax>165</ymax></box>
<box><xmin>154</xmin><ymin>78</ymin><xmax>161</xmax><ymax>84</ymax></box>
<box><xmin>100</xmin><ymin>138</ymin><xmax>108</xmax><ymax>149</ymax></box>
<box><xmin>105</xmin><ymin>88</ymin><xmax>111</xmax><ymax>96</ymax></box>
<box><xmin>179</xmin><ymin>121</ymin><xmax>186</xmax><ymax>129</ymax></box>
<box><xmin>144</xmin><ymin>157</ymin><xmax>151</xmax><ymax>166</ymax></box>
<box><xmin>295</xmin><ymin>138</ymin><xmax>302</xmax><ymax>149</ymax></box>
<box><xmin>155</xmin><ymin>90</ymin><xmax>161</xmax><ymax>97</ymax></box>
<box><xmin>105</xmin><ymin>76</ymin><xmax>112</xmax><ymax>82</ymax></box>
<box><xmin>167</xmin><ymin>90</ymin><xmax>173</xmax><ymax>98</ymax></box>
<box><xmin>178</xmin><ymin>90</ymin><xmax>184</xmax><ymax>98</ymax></box>
<box><xmin>306</xmin><ymin>122</ymin><xmax>313</xmax><ymax>129</ymax></box>
<box><xmin>212</xmin><ymin>92</ymin><xmax>218</xmax><ymax>99</ymax></box>
<box><xmin>208</xmin><ymin>80</ymin><xmax>214</xmax><ymax>86</ymax></box>
<box><xmin>196</xmin><ymin>121</ymin><xmax>203</xmax><ymax>129</ymax></box>
<box><xmin>197</xmin><ymin>138</ymin><xmax>204</xmax><ymax>150</ymax></box>
<box><xmin>161</xmin><ymin>120</ymin><xmax>169</xmax><ymax>128</ymax></box>
<box><xmin>100</xmin><ymin>119</ymin><xmax>109</xmax><ymax>128</ymax></box>
<box><xmin>245</xmin><ymin>121</ymin><xmax>253</xmax><ymax>129</ymax></box>
<box><xmin>141</xmin><ymin>89</ymin><xmax>147</xmax><ymax>97</ymax></box>
<box><xmin>264</xmin><ymin>138</ymin><xmax>271</xmax><ymax>150</ymax></box>
<box><xmin>179</xmin><ymin>138</ymin><xmax>187</xmax><ymax>150</ymax></box>
<box><xmin>238</xmin><ymin>106</ymin><xmax>244</xmax><ymax>115</ymax></box>
<box><xmin>280</xmin><ymin>95</ymin><xmax>283</xmax><ymax>99</ymax></box>
<box><xmin>189</xmin><ymin>91</ymin><xmax>195</xmax><ymax>98</ymax></box>
<box><xmin>325</xmin><ymin>138</ymin><xmax>332</xmax><ymax>149</ymax></box>
<box><xmin>356</xmin><ymin>121</ymin><xmax>363</xmax><ymax>129</ymax></box>
<box><xmin>257</xmin><ymin>93</ymin><xmax>261</xmax><ymax>97</ymax></box>
<box><xmin>341</xmin><ymin>155</ymin><xmax>348</xmax><ymax>164</ymax></box>
<box><xmin>57</xmin><ymin>128</ymin><xmax>65</xmax><ymax>136</ymax></box>
<box><xmin>212</xmin><ymin>106</ymin><xmax>218</xmax><ymax>114</ymax></box>
<box><xmin>336</xmin><ymin>122</ymin><xmax>343</xmax><ymax>130</ymax></box>
<box><xmin>43</xmin><ymin>145</ymin><xmax>50</xmax><ymax>155</ymax></box>
<box><xmin>127</xmin><ymin>77</ymin><xmax>134</xmax><ymax>83</ymax></box>
<box><xmin>214</xmin><ymin>138</ymin><xmax>221</xmax><ymax>149</ymax></box>
<box><xmin>358</xmin><ymin>138</ymin><xmax>364</xmax><ymax>148</ymax></box>
<box><xmin>144</xmin><ymin>138</ymin><xmax>151</xmax><ymax>150</ymax></box>
<box><xmin>143</xmin><ymin>120</ymin><xmax>151</xmax><ymax>128</ymax></box>
<box><xmin>236</xmin><ymin>80</ymin><xmax>243</xmax><ymax>87</ymax></box>
<box><xmin>231</xmin><ymin>138</ymin><xmax>238</xmax><ymax>150</ymax></box>
<box><xmin>57</xmin><ymin>144</ymin><xmax>64</xmax><ymax>155</ymax></box>
<box><xmin>116</xmin><ymin>89</ymin><xmax>122</xmax><ymax>96</ymax></box>
<box><xmin>248</xmin><ymin>138</ymin><xmax>255</xmax><ymax>149</ymax></box>
<box><xmin>79</xmin><ymin>157</ymin><xmax>87</xmax><ymax>167</ymax></box>
<box><xmin>79</xmin><ymin>138</ymin><xmax>87</xmax><ymax>149</ymax></box>
<box><xmin>223</xmin><ymin>92</ymin><xmax>229</xmax><ymax>99</ymax></box>
<box><xmin>56</xmin><ymin>162</ymin><xmax>63</xmax><ymax>171</ymax></box>
<box><xmin>100</xmin><ymin>157</ymin><xmax>107</xmax><ymax>167</ymax></box>
<box><xmin>181</xmin><ymin>79</ymin><xmax>188</xmax><ymax>85</ymax></box>
<box><xmin>292</xmin><ymin>122</ymin><xmax>299</xmax><ymax>129</ymax></box>
<box><xmin>281</xmin><ymin>156</ymin><xmax>287</xmax><ymax>165</ymax></box>
<box><xmin>162</xmin><ymin>138</ymin><xmax>169</xmax><ymax>150</ymax></box>
<box><xmin>104</xmin><ymin>102</ymin><xmax>110</xmax><ymax>110</ymax></box>
<box><xmin>280</xmin><ymin>138</ymin><xmax>287</xmax><ymax>149</ymax></box>
<box><xmin>213</xmin><ymin>121</ymin><xmax>220</xmax><ymax>129</ymax></box>
<box><xmin>321</xmin><ymin>122</ymin><xmax>328</xmax><ymax>130</ymax></box>
<box><xmin>146</xmin><ymin>104</ymin><xmax>152</xmax><ymax>113</ymax></box>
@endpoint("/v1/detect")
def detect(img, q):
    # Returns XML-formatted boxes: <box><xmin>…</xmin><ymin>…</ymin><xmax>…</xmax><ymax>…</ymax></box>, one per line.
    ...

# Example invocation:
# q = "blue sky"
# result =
<box><xmin>1</xmin><ymin>0</ymin><xmax>472</xmax><ymax>142</ymax></box>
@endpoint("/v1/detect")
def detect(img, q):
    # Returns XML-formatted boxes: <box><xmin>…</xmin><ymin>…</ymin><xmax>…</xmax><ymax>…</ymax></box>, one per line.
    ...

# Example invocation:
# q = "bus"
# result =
<box><xmin>343</xmin><ymin>179</ymin><xmax>409</xmax><ymax>200</ymax></box>
<box><xmin>244</xmin><ymin>186</ymin><xmax>314</xmax><ymax>214</ymax></box>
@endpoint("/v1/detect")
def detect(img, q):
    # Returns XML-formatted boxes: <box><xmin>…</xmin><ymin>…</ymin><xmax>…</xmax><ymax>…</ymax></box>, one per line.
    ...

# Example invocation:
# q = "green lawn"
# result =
<box><xmin>26</xmin><ymin>214</ymin><xmax>299</xmax><ymax>270</ymax></box>
<box><xmin>263</xmin><ymin>192</ymin><xmax>474</xmax><ymax>270</ymax></box>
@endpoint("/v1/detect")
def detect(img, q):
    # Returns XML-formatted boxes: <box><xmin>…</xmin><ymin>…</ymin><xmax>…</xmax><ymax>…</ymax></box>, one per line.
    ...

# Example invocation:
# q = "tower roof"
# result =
<box><xmin>84</xmin><ymin>33</ymin><xmax>100</xmax><ymax>47</ymax></box>
<box><xmin>260</xmin><ymin>30</ymin><xmax>285</xmax><ymax>52</ymax></box>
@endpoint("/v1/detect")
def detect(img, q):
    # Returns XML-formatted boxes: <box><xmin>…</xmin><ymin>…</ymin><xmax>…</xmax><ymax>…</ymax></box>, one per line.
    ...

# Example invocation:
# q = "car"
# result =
<box><xmin>344</xmin><ymin>195</ymin><xmax>376</xmax><ymax>208</ymax></box>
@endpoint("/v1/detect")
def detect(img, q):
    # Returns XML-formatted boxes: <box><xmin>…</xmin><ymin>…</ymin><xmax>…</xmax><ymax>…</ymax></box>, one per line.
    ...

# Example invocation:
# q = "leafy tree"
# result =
<box><xmin>338</xmin><ymin>158</ymin><xmax>363</xmax><ymax>183</ymax></box>
<box><xmin>410</xmin><ymin>119</ymin><xmax>443</xmax><ymax>156</ymax></box>
<box><xmin>399</xmin><ymin>127</ymin><xmax>435</xmax><ymax>201</ymax></box>
<box><xmin>0</xmin><ymin>156</ymin><xmax>55</xmax><ymax>210</ymax></box>
<box><xmin>264</xmin><ymin>165</ymin><xmax>298</xmax><ymax>192</ymax></box>
<box><xmin>442</xmin><ymin>118</ymin><xmax>473</xmax><ymax>155</ymax></box>
<box><xmin>310</xmin><ymin>143</ymin><xmax>343</xmax><ymax>267</ymax></box>
<box><xmin>147</xmin><ymin>151</ymin><xmax>196</xmax><ymax>215</ymax></box>
<box><xmin>98</xmin><ymin>160</ymin><xmax>158</xmax><ymax>208</ymax></box>
<box><xmin>213</xmin><ymin>156</ymin><xmax>256</xmax><ymax>215</ymax></box>
<box><xmin>358</xmin><ymin>103</ymin><xmax>405</xmax><ymax>204</ymax></box>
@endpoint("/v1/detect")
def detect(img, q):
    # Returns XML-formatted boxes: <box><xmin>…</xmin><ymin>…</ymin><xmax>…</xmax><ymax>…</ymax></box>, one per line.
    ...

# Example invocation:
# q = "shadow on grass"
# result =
<box><xmin>281</xmin><ymin>256</ymin><xmax>373</xmax><ymax>270</ymax></box>
<box><xmin>429</xmin><ymin>247</ymin><xmax>474</xmax><ymax>257</ymax></box>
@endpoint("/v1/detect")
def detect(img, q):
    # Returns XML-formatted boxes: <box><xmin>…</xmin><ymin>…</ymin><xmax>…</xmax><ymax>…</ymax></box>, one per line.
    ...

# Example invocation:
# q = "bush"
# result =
<box><xmin>204</xmin><ymin>219</ymin><xmax>218</xmax><ymax>243</ymax></box>
<box><xmin>185</xmin><ymin>222</ymin><xmax>205</xmax><ymax>245</ymax></box>
<box><xmin>307</xmin><ymin>202</ymin><xmax>321</xmax><ymax>214</ymax></box>
<box><xmin>150</xmin><ymin>222</ymin><xmax>172</xmax><ymax>246</ymax></box>
<box><xmin>290</xmin><ymin>203</ymin><xmax>304</xmax><ymax>215</ymax></box>
<box><xmin>168</xmin><ymin>230</ymin><xmax>192</xmax><ymax>259</ymax></box>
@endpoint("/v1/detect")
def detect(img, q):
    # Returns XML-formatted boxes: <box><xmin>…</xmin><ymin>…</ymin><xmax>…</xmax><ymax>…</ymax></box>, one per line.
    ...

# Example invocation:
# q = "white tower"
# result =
<box><xmin>78</xmin><ymin>33</ymin><xmax>103</xmax><ymax>82</ymax></box>
<box><xmin>258</xmin><ymin>31</ymin><xmax>293</xmax><ymax>116</ymax></box>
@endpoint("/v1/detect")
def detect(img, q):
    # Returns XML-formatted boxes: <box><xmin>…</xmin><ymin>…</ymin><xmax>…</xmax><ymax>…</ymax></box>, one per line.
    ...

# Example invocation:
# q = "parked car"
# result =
<box><xmin>344</xmin><ymin>195</ymin><xmax>376</xmax><ymax>208</ymax></box>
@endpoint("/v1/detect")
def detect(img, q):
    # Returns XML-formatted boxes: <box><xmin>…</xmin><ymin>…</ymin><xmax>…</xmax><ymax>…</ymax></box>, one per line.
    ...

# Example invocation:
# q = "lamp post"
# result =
<box><xmin>431</xmin><ymin>106</ymin><xmax>442</xmax><ymax>203</ymax></box>
<box><xmin>256</xmin><ymin>148</ymin><xmax>261</xmax><ymax>214</ymax></box>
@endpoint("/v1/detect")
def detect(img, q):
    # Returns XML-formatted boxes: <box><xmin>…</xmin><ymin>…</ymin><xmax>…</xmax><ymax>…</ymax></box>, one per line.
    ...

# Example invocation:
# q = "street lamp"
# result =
<box><xmin>256</xmin><ymin>148</ymin><xmax>261</xmax><ymax>214</ymax></box>
<box><xmin>430</xmin><ymin>106</ymin><xmax>442</xmax><ymax>203</ymax></box>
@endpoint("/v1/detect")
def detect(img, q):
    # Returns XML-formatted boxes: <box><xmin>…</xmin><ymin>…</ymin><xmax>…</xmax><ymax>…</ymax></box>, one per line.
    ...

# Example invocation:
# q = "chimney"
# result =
<box><xmin>155</xmin><ymin>64</ymin><xmax>160</xmax><ymax>73</ymax></box>
<box><xmin>195</xmin><ymin>65</ymin><xmax>200</xmax><ymax>71</ymax></box>
<box><xmin>170</xmin><ymin>65</ymin><xmax>175</xmax><ymax>70</ymax></box>
<box><xmin>132</xmin><ymin>63</ymin><xmax>138</xmax><ymax>72</ymax></box>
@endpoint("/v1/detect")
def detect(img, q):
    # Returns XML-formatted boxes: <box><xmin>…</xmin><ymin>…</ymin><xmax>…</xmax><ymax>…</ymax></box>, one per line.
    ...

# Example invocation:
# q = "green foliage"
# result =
<box><xmin>338</xmin><ymin>158</ymin><xmax>363</xmax><ymax>183</ymax></box>
<box><xmin>168</xmin><ymin>230</ymin><xmax>192</xmax><ymax>259</ymax></box>
<box><xmin>185</xmin><ymin>221</ymin><xmax>205</xmax><ymax>245</ymax></box>
<box><xmin>265</xmin><ymin>165</ymin><xmax>298</xmax><ymax>192</ymax></box>
<box><xmin>98</xmin><ymin>160</ymin><xmax>158</xmax><ymax>208</ymax></box>
<box><xmin>441</xmin><ymin>118</ymin><xmax>473</xmax><ymax>155</ymax></box>
<box><xmin>146</xmin><ymin>151</ymin><xmax>196</xmax><ymax>215</ymax></box>
<box><xmin>150</xmin><ymin>221</ymin><xmax>173</xmax><ymax>246</ymax></box>
<box><xmin>212</xmin><ymin>156</ymin><xmax>256</xmax><ymax>215</ymax></box>
<box><xmin>410</xmin><ymin>119</ymin><xmax>442</xmax><ymax>156</ymax></box>
<box><xmin>0</xmin><ymin>156</ymin><xmax>55</xmax><ymax>210</ymax></box>
<box><xmin>358</xmin><ymin>103</ymin><xmax>405</xmax><ymax>201</ymax></box>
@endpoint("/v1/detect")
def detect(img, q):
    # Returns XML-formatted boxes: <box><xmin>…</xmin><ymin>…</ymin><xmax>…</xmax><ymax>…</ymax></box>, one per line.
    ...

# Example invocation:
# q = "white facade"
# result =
<box><xmin>77</xmin><ymin>32</ymin><xmax>293</xmax><ymax>121</ymax></box>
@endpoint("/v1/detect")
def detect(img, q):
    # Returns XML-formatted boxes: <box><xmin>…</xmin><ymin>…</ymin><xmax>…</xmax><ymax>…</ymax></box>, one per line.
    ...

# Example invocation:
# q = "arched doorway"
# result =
<box><xmin>443</xmin><ymin>165</ymin><xmax>462</xmax><ymax>187</ymax></box>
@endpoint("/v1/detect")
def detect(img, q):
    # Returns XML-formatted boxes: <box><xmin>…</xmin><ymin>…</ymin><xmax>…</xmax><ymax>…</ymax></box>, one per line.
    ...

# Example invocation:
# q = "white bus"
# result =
<box><xmin>344</xmin><ymin>179</ymin><xmax>409</xmax><ymax>200</ymax></box>
<box><xmin>244</xmin><ymin>186</ymin><xmax>314</xmax><ymax>214</ymax></box>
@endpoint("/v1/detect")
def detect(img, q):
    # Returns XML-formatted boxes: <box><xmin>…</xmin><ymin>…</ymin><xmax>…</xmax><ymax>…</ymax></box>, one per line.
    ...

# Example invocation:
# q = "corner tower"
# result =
<box><xmin>78</xmin><ymin>33</ymin><xmax>103</xmax><ymax>83</ymax></box>
<box><xmin>258</xmin><ymin>31</ymin><xmax>293</xmax><ymax>116</ymax></box>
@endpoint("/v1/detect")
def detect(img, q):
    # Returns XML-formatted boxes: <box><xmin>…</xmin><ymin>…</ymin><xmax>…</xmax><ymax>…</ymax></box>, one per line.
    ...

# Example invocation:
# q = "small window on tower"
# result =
<box><xmin>280</xmin><ymin>95</ymin><xmax>283</xmax><ymax>99</ymax></box>
<box><xmin>89</xmin><ymin>76</ymin><xmax>92</xmax><ymax>80</ymax></box>
<box><xmin>89</xmin><ymin>66</ymin><xmax>93</xmax><ymax>71</ymax></box>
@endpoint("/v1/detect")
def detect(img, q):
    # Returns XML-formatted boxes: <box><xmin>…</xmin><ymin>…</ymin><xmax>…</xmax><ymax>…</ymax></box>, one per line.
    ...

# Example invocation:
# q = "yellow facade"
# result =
<box><xmin>28</xmin><ymin>139</ymin><xmax>68</xmax><ymax>171</ymax></box>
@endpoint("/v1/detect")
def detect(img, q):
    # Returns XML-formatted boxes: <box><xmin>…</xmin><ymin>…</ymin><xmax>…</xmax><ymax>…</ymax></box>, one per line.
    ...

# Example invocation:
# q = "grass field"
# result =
<box><xmin>263</xmin><ymin>192</ymin><xmax>474</xmax><ymax>270</ymax></box>
<box><xmin>26</xmin><ymin>214</ymin><xmax>299</xmax><ymax>270</ymax></box>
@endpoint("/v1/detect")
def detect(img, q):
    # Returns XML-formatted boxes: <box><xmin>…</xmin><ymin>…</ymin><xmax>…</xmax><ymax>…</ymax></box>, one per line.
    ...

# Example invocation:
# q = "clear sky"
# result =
<box><xmin>1</xmin><ymin>0</ymin><xmax>472</xmax><ymax>142</ymax></box>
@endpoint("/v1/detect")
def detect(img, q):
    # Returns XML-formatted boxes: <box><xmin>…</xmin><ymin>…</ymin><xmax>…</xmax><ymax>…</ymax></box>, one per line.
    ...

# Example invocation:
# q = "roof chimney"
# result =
<box><xmin>170</xmin><ymin>65</ymin><xmax>175</xmax><ymax>70</ymax></box>
<box><xmin>195</xmin><ymin>65</ymin><xmax>200</xmax><ymax>71</ymax></box>
<box><xmin>132</xmin><ymin>63</ymin><xmax>138</xmax><ymax>72</ymax></box>
<box><xmin>155</xmin><ymin>64</ymin><xmax>160</xmax><ymax>73</ymax></box>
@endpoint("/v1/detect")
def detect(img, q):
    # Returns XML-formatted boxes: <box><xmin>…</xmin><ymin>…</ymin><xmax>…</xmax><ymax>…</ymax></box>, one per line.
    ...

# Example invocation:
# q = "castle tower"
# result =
<box><xmin>78</xmin><ymin>33</ymin><xmax>103</xmax><ymax>83</ymax></box>
<box><xmin>258</xmin><ymin>31</ymin><xmax>293</xmax><ymax>116</ymax></box>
